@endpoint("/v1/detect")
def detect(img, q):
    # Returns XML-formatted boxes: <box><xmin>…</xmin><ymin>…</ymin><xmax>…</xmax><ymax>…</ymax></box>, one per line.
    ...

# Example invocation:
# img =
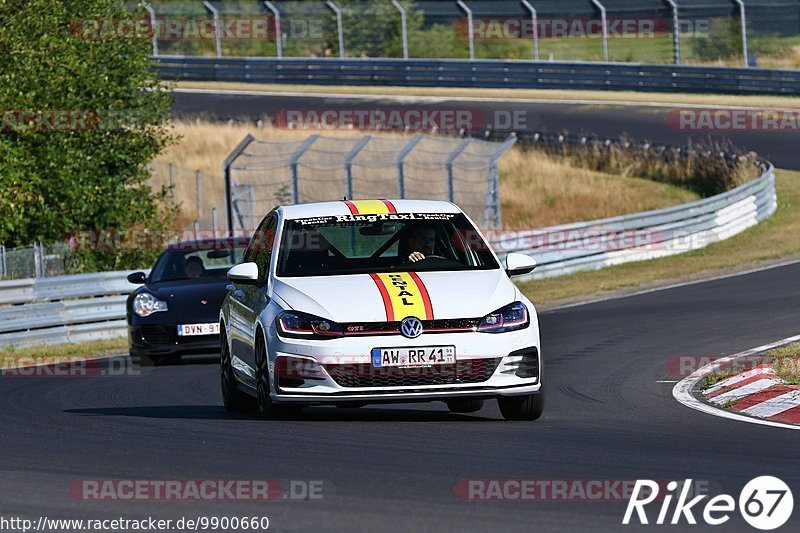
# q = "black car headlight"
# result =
<box><xmin>132</xmin><ymin>293</ymin><xmax>168</xmax><ymax>317</ymax></box>
<box><xmin>276</xmin><ymin>311</ymin><xmax>344</xmax><ymax>340</ymax></box>
<box><xmin>478</xmin><ymin>302</ymin><xmax>529</xmax><ymax>333</ymax></box>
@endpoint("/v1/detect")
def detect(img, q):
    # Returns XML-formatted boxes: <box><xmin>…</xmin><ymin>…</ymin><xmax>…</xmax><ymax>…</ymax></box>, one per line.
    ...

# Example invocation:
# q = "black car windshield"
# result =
<box><xmin>149</xmin><ymin>244</ymin><xmax>246</xmax><ymax>283</ymax></box>
<box><xmin>277</xmin><ymin>213</ymin><xmax>499</xmax><ymax>277</ymax></box>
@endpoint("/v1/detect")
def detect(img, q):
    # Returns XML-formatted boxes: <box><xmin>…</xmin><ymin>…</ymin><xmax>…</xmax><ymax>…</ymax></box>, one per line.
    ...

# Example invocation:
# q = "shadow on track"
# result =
<box><xmin>64</xmin><ymin>405</ymin><xmax>498</xmax><ymax>422</ymax></box>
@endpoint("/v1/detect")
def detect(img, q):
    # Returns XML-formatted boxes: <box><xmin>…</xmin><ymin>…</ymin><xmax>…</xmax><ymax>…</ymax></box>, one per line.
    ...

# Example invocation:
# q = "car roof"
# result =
<box><xmin>165</xmin><ymin>236</ymin><xmax>251</xmax><ymax>252</ymax></box>
<box><xmin>279</xmin><ymin>199</ymin><xmax>461</xmax><ymax>220</ymax></box>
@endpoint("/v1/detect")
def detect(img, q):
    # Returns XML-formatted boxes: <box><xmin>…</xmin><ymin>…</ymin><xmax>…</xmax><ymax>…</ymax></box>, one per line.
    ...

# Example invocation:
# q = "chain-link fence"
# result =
<box><xmin>130</xmin><ymin>1</ymin><xmax>800</xmax><ymax>67</ymax></box>
<box><xmin>225</xmin><ymin>133</ymin><xmax>516</xmax><ymax>233</ymax></box>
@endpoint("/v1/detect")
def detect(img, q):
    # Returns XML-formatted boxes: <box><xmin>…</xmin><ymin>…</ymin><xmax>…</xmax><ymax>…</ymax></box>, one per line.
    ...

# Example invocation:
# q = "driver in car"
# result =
<box><xmin>406</xmin><ymin>224</ymin><xmax>437</xmax><ymax>263</ymax></box>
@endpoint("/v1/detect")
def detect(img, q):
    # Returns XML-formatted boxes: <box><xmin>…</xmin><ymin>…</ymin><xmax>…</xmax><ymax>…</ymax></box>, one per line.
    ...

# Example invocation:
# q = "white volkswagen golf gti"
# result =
<box><xmin>220</xmin><ymin>199</ymin><xmax>543</xmax><ymax>420</ymax></box>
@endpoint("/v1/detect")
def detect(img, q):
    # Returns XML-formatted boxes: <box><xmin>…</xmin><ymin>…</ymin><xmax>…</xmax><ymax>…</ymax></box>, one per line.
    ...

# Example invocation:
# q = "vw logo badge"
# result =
<box><xmin>400</xmin><ymin>317</ymin><xmax>423</xmax><ymax>339</ymax></box>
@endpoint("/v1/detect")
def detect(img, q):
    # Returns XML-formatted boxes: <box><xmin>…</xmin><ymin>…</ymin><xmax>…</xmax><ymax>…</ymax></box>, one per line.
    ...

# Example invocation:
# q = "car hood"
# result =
<box><xmin>272</xmin><ymin>269</ymin><xmax>517</xmax><ymax>322</ymax></box>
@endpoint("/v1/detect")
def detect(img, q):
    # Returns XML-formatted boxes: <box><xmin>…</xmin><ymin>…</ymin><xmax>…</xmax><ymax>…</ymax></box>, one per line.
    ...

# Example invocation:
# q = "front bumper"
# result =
<box><xmin>128</xmin><ymin>324</ymin><xmax>219</xmax><ymax>357</ymax></box>
<box><xmin>263</xmin><ymin>326</ymin><xmax>541</xmax><ymax>404</ymax></box>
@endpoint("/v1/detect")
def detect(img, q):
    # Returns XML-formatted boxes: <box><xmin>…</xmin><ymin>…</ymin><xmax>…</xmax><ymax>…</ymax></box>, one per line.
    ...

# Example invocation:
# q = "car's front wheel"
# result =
<box><xmin>220</xmin><ymin>333</ymin><xmax>252</xmax><ymax>411</ymax></box>
<box><xmin>498</xmin><ymin>389</ymin><xmax>545</xmax><ymax>421</ymax></box>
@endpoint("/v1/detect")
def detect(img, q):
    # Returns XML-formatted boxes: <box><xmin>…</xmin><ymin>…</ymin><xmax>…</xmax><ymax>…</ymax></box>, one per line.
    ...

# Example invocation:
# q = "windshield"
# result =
<box><xmin>149</xmin><ymin>244</ymin><xmax>246</xmax><ymax>283</ymax></box>
<box><xmin>277</xmin><ymin>213</ymin><xmax>499</xmax><ymax>277</ymax></box>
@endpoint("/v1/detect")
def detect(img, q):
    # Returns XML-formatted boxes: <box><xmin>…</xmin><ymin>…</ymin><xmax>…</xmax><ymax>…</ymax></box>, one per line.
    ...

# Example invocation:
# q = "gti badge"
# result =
<box><xmin>400</xmin><ymin>316</ymin><xmax>423</xmax><ymax>338</ymax></box>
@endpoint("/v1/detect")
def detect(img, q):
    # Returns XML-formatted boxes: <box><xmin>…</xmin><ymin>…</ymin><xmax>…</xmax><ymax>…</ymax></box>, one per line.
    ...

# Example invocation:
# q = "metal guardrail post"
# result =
<box><xmin>732</xmin><ymin>0</ymin><xmax>749</xmax><ymax>67</ymax></box>
<box><xmin>264</xmin><ymin>1</ymin><xmax>283</xmax><ymax>58</ymax></box>
<box><xmin>664</xmin><ymin>0</ymin><xmax>680</xmax><ymax>65</ymax></box>
<box><xmin>196</xmin><ymin>170</ymin><xmax>203</xmax><ymax>218</ymax></box>
<box><xmin>395</xmin><ymin>134</ymin><xmax>424</xmax><ymax>199</ymax></box>
<box><xmin>343</xmin><ymin>136</ymin><xmax>372</xmax><ymax>200</ymax></box>
<box><xmin>203</xmin><ymin>1</ymin><xmax>223</xmax><ymax>57</ymax></box>
<box><xmin>445</xmin><ymin>138</ymin><xmax>472</xmax><ymax>203</ymax></box>
<box><xmin>391</xmin><ymin>0</ymin><xmax>409</xmax><ymax>59</ymax></box>
<box><xmin>590</xmin><ymin>0</ymin><xmax>609</xmax><ymax>62</ymax></box>
<box><xmin>223</xmin><ymin>134</ymin><xmax>256</xmax><ymax>236</ymax></box>
<box><xmin>521</xmin><ymin>0</ymin><xmax>540</xmax><ymax>61</ymax></box>
<box><xmin>143</xmin><ymin>3</ymin><xmax>158</xmax><ymax>57</ymax></box>
<box><xmin>456</xmin><ymin>1</ymin><xmax>475</xmax><ymax>60</ymax></box>
<box><xmin>289</xmin><ymin>135</ymin><xmax>320</xmax><ymax>204</ymax></box>
<box><xmin>326</xmin><ymin>1</ymin><xmax>346</xmax><ymax>58</ymax></box>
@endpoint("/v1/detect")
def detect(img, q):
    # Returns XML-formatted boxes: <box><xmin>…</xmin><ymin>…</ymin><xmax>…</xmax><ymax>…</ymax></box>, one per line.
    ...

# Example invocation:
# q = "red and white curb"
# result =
<box><xmin>673</xmin><ymin>334</ymin><xmax>800</xmax><ymax>431</ymax></box>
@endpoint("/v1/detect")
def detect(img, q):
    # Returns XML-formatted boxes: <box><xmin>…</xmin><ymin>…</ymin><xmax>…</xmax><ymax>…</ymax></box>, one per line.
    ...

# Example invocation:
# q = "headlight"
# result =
<box><xmin>132</xmin><ymin>293</ymin><xmax>168</xmax><ymax>317</ymax></box>
<box><xmin>478</xmin><ymin>302</ymin><xmax>529</xmax><ymax>333</ymax></box>
<box><xmin>276</xmin><ymin>311</ymin><xmax>344</xmax><ymax>340</ymax></box>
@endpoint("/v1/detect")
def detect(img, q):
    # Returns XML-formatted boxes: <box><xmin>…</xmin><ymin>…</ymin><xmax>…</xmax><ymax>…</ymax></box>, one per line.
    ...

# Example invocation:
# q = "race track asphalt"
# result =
<box><xmin>3</xmin><ymin>261</ymin><xmax>800</xmax><ymax>532</ymax></box>
<box><xmin>170</xmin><ymin>90</ymin><xmax>800</xmax><ymax>170</ymax></box>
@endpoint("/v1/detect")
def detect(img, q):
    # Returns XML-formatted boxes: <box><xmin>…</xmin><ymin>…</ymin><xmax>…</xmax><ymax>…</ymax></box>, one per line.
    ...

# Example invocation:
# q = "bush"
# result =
<box><xmin>0</xmin><ymin>0</ymin><xmax>175</xmax><ymax>271</ymax></box>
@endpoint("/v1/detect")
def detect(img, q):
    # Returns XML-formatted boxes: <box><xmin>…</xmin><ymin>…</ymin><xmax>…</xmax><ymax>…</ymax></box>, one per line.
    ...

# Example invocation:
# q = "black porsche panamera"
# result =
<box><xmin>126</xmin><ymin>237</ymin><xmax>250</xmax><ymax>365</ymax></box>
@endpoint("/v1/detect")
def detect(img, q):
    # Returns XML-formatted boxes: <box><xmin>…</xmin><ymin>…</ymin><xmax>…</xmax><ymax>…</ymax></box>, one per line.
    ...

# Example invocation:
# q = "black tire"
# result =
<box><xmin>220</xmin><ymin>333</ymin><xmax>252</xmax><ymax>411</ymax></box>
<box><xmin>255</xmin><ymin>333</ymin><xmax>298</xmax><ymax>420</ymax></box>
<box><xmin>498</xmin><ymin>390</ymin><xmax>545</xmax><ymax>421</ymax></box>
<box><xmin>445</xmin><ymin>398</ymin><xmax>485</xmax><ymax>413</ymax></box>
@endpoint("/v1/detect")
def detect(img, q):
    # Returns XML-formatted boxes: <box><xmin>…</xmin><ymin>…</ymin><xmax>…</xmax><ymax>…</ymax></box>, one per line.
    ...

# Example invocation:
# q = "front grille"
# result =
<box><xmin>342</xmin><ymin>318</ymin><xmax>480</xmax><ymax>336</ymax></box>
<box><xmin>323</xmin><ymin>358</ymin><xmax>501</xmax><ymax>388</ymax></box>
<box><xmin>139</xmin><ymin>325</ymin><xmax>175</xmax><ymax>345</ymax></box>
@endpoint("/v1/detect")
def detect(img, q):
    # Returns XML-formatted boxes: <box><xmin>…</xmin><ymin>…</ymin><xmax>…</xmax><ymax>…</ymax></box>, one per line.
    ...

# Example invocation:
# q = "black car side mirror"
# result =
<box><xmin>127</xmin><ymin>271</ymin><xmax>147</xmax><ymax>284</ymax></box>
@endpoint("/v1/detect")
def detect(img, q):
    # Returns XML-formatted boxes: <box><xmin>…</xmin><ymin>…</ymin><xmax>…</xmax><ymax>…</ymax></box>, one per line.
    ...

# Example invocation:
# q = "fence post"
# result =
<box><xmin>521</xmin><ymin>0</ymin><xmax>540</xmax><ymax>61</ymax></box>
<box><xmin>663</xmin><ymin>0</ymin><xmax>680</xmax><ymax>64</ymax></box>
<box><xmin>264</xmin><ymin>1</ymin><xmax>283</xmax><ymax>58</ymax></box>
<box><xmin>445</xmin><ymin>138</ymin><xmax>472</xmax><ymax>203</ymax></box>
<box><xmin>0</xmin><ymin>244</ymin><xmax>5</xmax><ymax>279</ymax></box>
<box><xmin>196</xmin><ymin>170</ymin><xmax>203</xmax><ymax>219</ymax></box>
<box><xmin>456</xmin><ymin>1</ymin><xmax>474</xmax><ymax>60</ymax></box>
<box><xmin>732</xmin><ymin>0</ymin><xmax>749</xmax><ymax>67</ymax></box>
<box><xmin>203</xmin><ymin>1</ymin><xmax>223</xmax><ymax>57</ymax></box>
<box><xmin>395</xmin><ymin>134</ymin><xmax>424</xmax><ymax>199</ymax></box>
<box><xmin>211</xmin><ymin>208</ymin><xmax>218</xmax><ymax>238</ymax></box>
<box><xmin>590</xmin><ymin>0</ymin><xmax>609</xmax><ymax>62</ymax></box>
<box><xmin>326</xmin><ymin>1</ymin><xmax>345</xmax><ymax>58</ymax></box>
<box><xmin>288</xmin><ymin>135</ymin><xmax>319</xmax><ymax>204</ymax></box>
<box><xmin>344</xmin><ymin>136</ymin><xmax>372</xmax><ymax>200</ymax></box>
<box><xmin>223</xmin><ymin>134</ymin><xmax>256</xmax><ymax>236</ymax></box>
<box><xmin>391</xmin><ymin>0</ymin><xmax>409</xmax><ymax>59</ymax></box>
<box><xmin>34</xmin><ymin>242</ymin><xmax>43</xmax><ymax>278</ymax></box>
<box><xmin>143</xmin><ymin>2</ymin><xmax>158</xmax><ymax>57</ymax></box>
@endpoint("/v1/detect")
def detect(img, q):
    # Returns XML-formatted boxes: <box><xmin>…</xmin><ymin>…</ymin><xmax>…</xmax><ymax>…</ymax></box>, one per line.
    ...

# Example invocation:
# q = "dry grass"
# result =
<box><xmin>0</xmin><ymin>337</ymin><xmax>128</xmax><ymax>369</ymax></box>
<box><xmin>154</xmin><ymin>120</ymin><xmax>698</xmax><ymax>229</ymax></box>
<box><xmin>175</xmin><ymin>81</ymin><xmax>800</xmax><ymax>110</ymax></box>
<box><xmin>766</xmin><ymin>342</ymin><xmax>800</xmax><ymax>385</ymax></box>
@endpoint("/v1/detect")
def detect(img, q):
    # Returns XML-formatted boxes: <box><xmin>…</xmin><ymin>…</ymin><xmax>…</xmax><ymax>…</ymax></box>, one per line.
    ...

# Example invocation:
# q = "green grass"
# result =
<box><xmin>519</xmin><ymin>169</ymin><xmax>800</xmax><ymax>306</ymax></box>
<box><xmin>0</xmin><ymin>337</ymin><xmax>128</xmax><ymax>369</ymax></box>
<box><xmin>766</xmin><ymin>342</ymin><xmax>800</xmax><ymax>385</ymax></box>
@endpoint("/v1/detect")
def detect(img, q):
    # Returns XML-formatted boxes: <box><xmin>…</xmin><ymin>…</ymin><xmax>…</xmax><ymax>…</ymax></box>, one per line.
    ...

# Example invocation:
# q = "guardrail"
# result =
<box><xmin>0</xmin><ymin>271</ymin><xmax>145</xmax><ymax>349</ymax></box>
<box><xmin>155</xmin><ymin>56</ymin><xmax>800</xmax><ymax>95</ymax></box>
<box><xmin>490</xmin><ymin>163</ymin><xmax>777</xmax><ymax>281</ymax></box>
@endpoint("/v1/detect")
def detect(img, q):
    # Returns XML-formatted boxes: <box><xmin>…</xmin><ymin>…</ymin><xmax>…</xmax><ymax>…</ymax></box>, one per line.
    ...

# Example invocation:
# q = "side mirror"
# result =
<box><xmin>127</xmin><ymin>271</ymin><xmax>147</xmax><ymax>284</ymax></box>
<box><xmin>227</xmin><ymin>262</ymin><xmax>260</xmax><ymax>284</ymax></box>
<box><xmin>505</xmin><ymin>253</ymin><xmax>537</xmax><ymax>277</ymax></box>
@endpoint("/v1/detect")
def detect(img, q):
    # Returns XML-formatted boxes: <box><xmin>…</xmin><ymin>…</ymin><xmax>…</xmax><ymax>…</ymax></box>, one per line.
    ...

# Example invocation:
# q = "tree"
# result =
<box><xmin>0</xmin><ymin>0</ymin><xmax>174</xmax><ymax>269</ymax></box>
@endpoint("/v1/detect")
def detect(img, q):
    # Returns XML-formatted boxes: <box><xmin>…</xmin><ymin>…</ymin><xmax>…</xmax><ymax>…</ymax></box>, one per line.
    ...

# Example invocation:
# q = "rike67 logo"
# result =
<box><xmin>623</xmin><ymin>477</ymin><xmax>793</xmax><ymax>530</ymax></box>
